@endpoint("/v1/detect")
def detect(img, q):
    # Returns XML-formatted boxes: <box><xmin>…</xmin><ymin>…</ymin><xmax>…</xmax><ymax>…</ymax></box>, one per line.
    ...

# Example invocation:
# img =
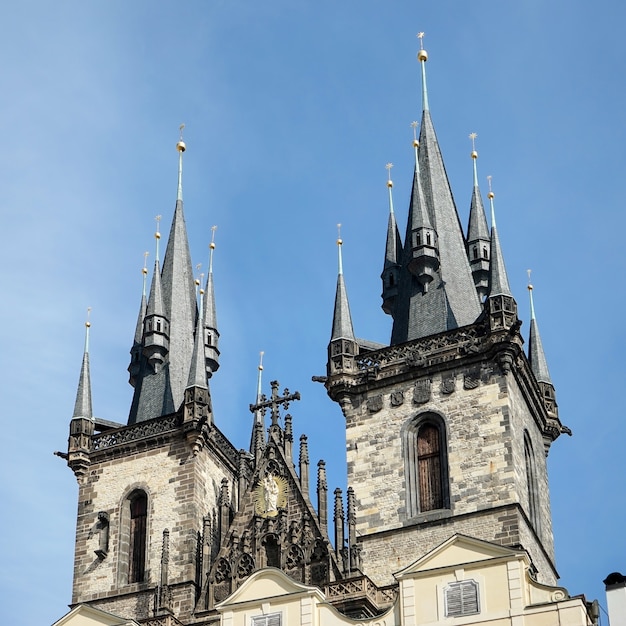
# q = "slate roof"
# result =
<box><xmin>487</xmin><ymin>197</ymin><xmax>512</xmax><ymax>298</ymax></box>
<box><xmin>390</xmin><ymin>109</ymin><xmax>481</xmax><ymax>344</ymax></box>
<box><xmin>528</xmin><ymin>290</ymin><xmax>552</xmax><ymax>385</ymax></box>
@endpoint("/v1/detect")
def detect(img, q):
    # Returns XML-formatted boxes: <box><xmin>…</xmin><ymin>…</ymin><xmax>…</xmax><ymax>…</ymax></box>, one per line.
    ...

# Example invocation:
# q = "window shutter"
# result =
<box><xmin>445</xmin><ymin>580</ymin><xmax>479</xmax><ymax>617</ymax></box>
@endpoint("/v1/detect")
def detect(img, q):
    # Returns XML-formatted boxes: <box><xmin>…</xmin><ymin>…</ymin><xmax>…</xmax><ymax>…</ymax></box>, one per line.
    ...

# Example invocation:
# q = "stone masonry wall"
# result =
<box><xmin>72</xmin><ymin>430</ymin><xmax>236</xmax><ymax>622</ymax></box>
<box><xmin>344</xmin><ymin>359</ymin><xmax>558</xmax><ymax>587</ymax></box>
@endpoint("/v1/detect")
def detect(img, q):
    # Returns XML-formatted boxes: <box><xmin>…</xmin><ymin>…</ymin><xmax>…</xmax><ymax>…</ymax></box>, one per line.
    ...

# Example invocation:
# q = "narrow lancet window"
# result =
<box><xmin>129</xmin><ymin>492</ymin><xmax>147</xmax><ymax>583</ymax></box>
<box><xmin>524</xmin><ymin>431</ymin><xmax>541</xmax><ymax>534</ymax></box>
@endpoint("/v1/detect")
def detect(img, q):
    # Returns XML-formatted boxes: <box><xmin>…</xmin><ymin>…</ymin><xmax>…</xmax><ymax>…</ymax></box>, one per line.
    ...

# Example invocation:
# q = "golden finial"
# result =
<box><xmin>469</xmin><ymin>132</ymin><xmax>478</xmax><ymax>159</ymax></box>
<box><xmin>195</xmin><ymin>263</ymin><xmax>202</xmax><ymax>287</ymax></box>
<box><xmin>258</xmin><ymin>351</ymin><xmax>265</xmax><ymax>371</ymax></box>
<box><xmin>411</xmin><ymin>121</ymin><xmax>419</xmax><ymax>148</ymax></box>
<box><xmin>199</xmin><ymin>272</ymin><xmax>205</xmax><ymax>296</ymax></box>
<box><xmin>142</xmin><ymin>251</ymin><xmax>149</xmax><ymax>275</ymax></box>
<box><xmin>85</xmin><ymin>307</ymin><xmax>92</xmax><ymax>329</ymax></box>
<box><xmin>386</xmin><ymin>163</ymin><xmax>394</xmax><ymax>188</ymax></box>
<box><xmin>155</xmin><ymin>215</ymin><xmax>162</xmax><ymax>240</ymax></box>
<box><xmin>176</xmin><ymin>123</ymin><xmax>186</xmax><ymax>152</ymax></box>
<box><xmin>337</xmin><ymin>223</ymin><xmax>343</xmax><ymax>246</ymax></box>
<box><xmin>487</xmin><ymin>175</ymin><xmax>494</xmax><ymax>199</ymax></box>
<box><xmin>527</xmin><ymin>269</ymin><xmax>533</xmax><ymax>291</ymax></box>
<box><xmin>84</xmin><ymin>307</ymin><xmax>92</xmax><ymax>352</ymax></box>
<box><xmin>417</xmin><ymin>32</ymin><xmax>428</xmax><ymax>62</ymax></box>
<box><xmin>210</xmin><ymin>225</ymin><xmax>217</xmax><ymax>250</ymax></box>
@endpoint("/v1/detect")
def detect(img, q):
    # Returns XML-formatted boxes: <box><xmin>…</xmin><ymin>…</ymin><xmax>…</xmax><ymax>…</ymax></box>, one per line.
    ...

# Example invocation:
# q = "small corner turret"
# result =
<box><xmin>381</xmin><ymin>164</ymin><xmax>402</xmax><ymax>316</ymax></box>
<box><xmin>328</xmin><ymin>227</ymin><xmax>359</xmax><ymax>390</ymax></box>
<box><xmin>67</xmin><ymin>310</ymin><xmax>94</xmax><ymax>482</ymax></box>
<box><xmin>466</xmin><ymin>134</ymin><xmax>490</xmax><ymax>301</ymax></box>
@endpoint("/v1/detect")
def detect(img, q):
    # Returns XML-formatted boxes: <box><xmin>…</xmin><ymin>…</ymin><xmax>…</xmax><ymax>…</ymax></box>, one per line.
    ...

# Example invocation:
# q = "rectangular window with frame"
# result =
<box><xmin>251</xmin><ymin>613</ymin><xmax>281</xmax><ymax>626</ymax></box>
<box><xmin>445</xmin><ymin>580</ymin><xmax>479</xmax><ymax>617</ymax></box>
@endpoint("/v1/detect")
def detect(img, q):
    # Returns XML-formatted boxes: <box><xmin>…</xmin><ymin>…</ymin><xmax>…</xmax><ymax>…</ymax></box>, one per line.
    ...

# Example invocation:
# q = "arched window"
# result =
<box><xmin>404</xmin><ymin>413</ymin><xmax>449</xmax><ymax>517</ymax></box>
<box><xmin>473</xmin><ymin>246</ymin><xmax>478</xmax><ymax>260</ymax></box>
<box><xmin>482</xmin><ymin>246</ymin><xmax>488</xmax><ymax>260</ymax></box>
<box><xmin>524</xmin><ymin>431</ymin><xmax>541</xmax><ymax>534</ymax></box>
<box><xmin>129</xmin><ymin>491</ymin><xmax>147</xmax><ymax>583</ymax></box>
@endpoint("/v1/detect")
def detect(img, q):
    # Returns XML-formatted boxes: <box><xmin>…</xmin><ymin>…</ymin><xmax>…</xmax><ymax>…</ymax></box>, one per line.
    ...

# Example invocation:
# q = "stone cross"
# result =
<box><xmin>250</xmin><ymin>380</ymin><xmax>301</xmax><ymax>427</ymax></box>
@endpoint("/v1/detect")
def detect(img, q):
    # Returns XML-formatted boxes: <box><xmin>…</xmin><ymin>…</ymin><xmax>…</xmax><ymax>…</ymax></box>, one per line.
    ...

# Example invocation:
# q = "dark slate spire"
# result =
<box><xmin>187</xmin><ymin>289</ymin><xmax>208</xmax><ymax>390</ymax></box>
<box><xmin>73</xmin><ymin>312</ymin><xmax>93</xmax><ymax>421</ymax></box>
<box><xmin>331</xmin><ymin>229</ymin><xmax>355</xmax><ymax>341</ymax></box>
<box><xmin>390</xmin><ymin>41</ymin><xmax>481</xmax><ymax>344</ymax></box>
<box><xmin>381</xmin><ymin>164</ymin><xmax>402</xmax><ymax>316</ymax></box>
<box><xmin>128</xmin><ymin>253</ymin><xmax>149</xmax><ymax>386</ymax></box>
<box><xmin>159</xmin><ymin>138</ymin><xmax>197</xmax><ymax>412</ymax></box>
<box><xmin>466</xmin><ymin>135</ymin><xmax>491</xmax><ymax>301</ymax></box>
<box><xmin>527</xmin><ymin>280</ymin><xmax>552</xmax><ymax>385</ymax></box>
<box><xmin>486</xmin><ymin>182</ymin><xmax>512</xmax><ymax>298</ymax></box>
<box><xmin>203</xmin><ymin>227</ymin><xmax>220</xmax><ymax>377</ymax></box>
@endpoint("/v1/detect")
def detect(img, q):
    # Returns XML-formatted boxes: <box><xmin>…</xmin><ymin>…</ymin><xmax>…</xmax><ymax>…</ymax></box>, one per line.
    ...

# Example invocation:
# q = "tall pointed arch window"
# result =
<box><xmin>404</xmin><ymin>413</ymin><xmax>449</xmax><ymax>518</ymax></box>
<box><xmin>524</xmin><ymin>431</ymin><xmax>541</xmax><ymax>535</ymax></box>
<box><xmin>129</xmin><ymin>491</ymin><xmax>147</xmax><ymax>583</ymax></box>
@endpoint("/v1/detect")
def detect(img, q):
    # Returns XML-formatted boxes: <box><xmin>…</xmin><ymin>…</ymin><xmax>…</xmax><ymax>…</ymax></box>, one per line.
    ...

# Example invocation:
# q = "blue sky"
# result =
<box><xmin>1</xmin><ymin>2</ymin><xmax>625</xmax><ymax>624</ymax></box>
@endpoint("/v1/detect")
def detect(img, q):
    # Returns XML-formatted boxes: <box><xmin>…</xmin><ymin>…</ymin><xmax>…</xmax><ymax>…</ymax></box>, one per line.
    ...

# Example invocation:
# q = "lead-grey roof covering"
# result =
<box><xmin>383</xmin><ymin>209</ymin><xmax>402</xmax><ymax>269</ymax></box>
<box><xmin>72</xmin><ymin>351</ymin><xmax>93</xmax><ymax>420</ymax></box>
<box><xmin>203</xmin><ymin>270</ymin><xmax>218</xmax><ymax>333</ymax></box>
<box><xmin>487</xmin><ymin>219</ymin><xmax>512</xmax><ymax>298</ymax></box>
<box><xmin>467</xmin><ymin>186</ymin><xmax>490</xmax><ymax>247</ymax></box>
<box><xmin>187</xmin><ymin>306</ymin><xmax>208</xmax><ymax>390</ymax></box>
<box><xmin>528</xmin><ymin>314</ymin><xmax>552</xmax><ymax>385</ymax></box>
<box><xmin>128</xmin><ymin>199</ymin><xmax>198</xmax><ymax>424</ymax></box>
<box><xmin>390</xmin><ymin>109</ymin><xmax>481</xmax><ymax>344</ymax></box>
<box><xmin>331</xmin><ymin>273</ymin><xmax>355</xmax><ymax>341</ymax></box>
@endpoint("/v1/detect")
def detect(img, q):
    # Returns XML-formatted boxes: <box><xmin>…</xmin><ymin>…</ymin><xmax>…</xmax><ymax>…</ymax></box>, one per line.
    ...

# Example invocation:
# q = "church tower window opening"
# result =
<box><xmin>444</xmin><ymin>580</ymin><xmax>480</xmax><ymax>617</ymax></box>
<box><xmin>128</xmin><ymin>491</ymin><xmax>148</xmax><ymax>583</ymax></box>
<box><xmin>404</xmin><ymin>413</ymin><xmax>449</xmax><ymax>517</ymax></box>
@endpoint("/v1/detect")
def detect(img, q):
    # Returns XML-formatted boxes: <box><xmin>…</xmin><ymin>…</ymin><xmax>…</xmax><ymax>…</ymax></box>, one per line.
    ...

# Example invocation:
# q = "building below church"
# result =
<box><xmin>53</xmin><ymin>41</ymin><xmax>597</xmax><ymax>626</ymax></box>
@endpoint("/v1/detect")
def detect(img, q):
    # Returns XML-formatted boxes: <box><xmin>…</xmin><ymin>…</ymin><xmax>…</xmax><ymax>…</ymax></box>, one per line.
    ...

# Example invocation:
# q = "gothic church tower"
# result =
<box><xmin>325</xmin><ymin>40</ymin><xmax>568</xmax><ymax>588</ymax></box>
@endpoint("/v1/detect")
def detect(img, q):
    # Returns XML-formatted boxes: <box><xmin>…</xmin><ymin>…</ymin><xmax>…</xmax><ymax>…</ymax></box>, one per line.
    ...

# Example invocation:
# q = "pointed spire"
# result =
<box><xmin>331</xmin><ymin>225</ymin><xmax>356</xmax><ymax>341</ymax></box>
<box><xmin>249</xmin><ymin>351</ymin><xmax>265</xmax><ymax>453</ymax></box>
<box><xmin>203</xmin><ymin>226</ymin><xmax>220</xmax><ymax>377</ymax></box>
<box><xmin>417</xmin><ymin>32</ymin><xmax>429</xmax><ymax>111</ymax></box>
<box><xmin>527</xmin><ymin>274</ymin><xmax>552</xmax><ymax>385</ymax></box>
<box><xmin>186</xmin><ymin>285</ymin><xmax>208</xmax><ymax>390</ymax></box>
<box><xmin>391</xmin><ymin>41</ymin><xmax>481</xmax><ymax>343</ymax></box>
<box><xmin>466</xmin><ymin>134</ymin><xmax>491</xmax><ymax>301</ymax></box>
<box><xmin>381</xmin><ymin>164</ymin><xmax>402</xmax><ymax>316</ymax></box>
<box><xmin>128</xmin><ymin>251</ymin><xmax>149</xmax><ymax>387</ymax></box>
<box><xmin>486</xmin><ymin>177</ymin><xmax>512</xmax><ymax>297</ymax></box>
<box><xmin>73</xmin><ymin>309</ymin><xmax>93</xmax><ymax>420</ymax></box>
<box><xmin>159</xmin><ymin>131</ymin><xmax>197</xmax><ymax>409</ymax></box>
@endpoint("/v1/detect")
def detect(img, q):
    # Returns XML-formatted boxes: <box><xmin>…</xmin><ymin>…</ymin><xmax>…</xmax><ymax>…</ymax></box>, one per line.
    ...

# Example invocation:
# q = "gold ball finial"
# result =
<box><xmin>469</xmin><ymin>133</ymin><xmax>478</xmax><ymax>159</ymax></box>
<box><xmin>177</xmin><ymin>123</ymin><xmax>186</xmax><ymax>152</ymax></box>
<box><xmin>337</xmin><ymin>223</ymin><xmax>343</xmax><ymax>246</ymax></box>
<box><xmin>411</xmin><ymin>121</ymin><xmax>420</xmax><ymax>148</ymax></box>
<box><xmin>385</xmin><ymin>162</ymin><xmax>394</xmax><ymax>188</ymax></box>
<box><xmin>527</xmin><ymin>269</ymin><xmax>533</xmax><ymax>291</ymax></box>
<box><xmin>417</xmin><ymin>32</ymin><xmax>428</xmax><ymax>62</ymax></box>
<box><xmin>258</xmin><ymin>350</ymin><xmax>265</xmax><ymax>371</ymax></box>
<box><xmin>85</xmin><ymin>307</ymin><xmax>92</xmax><ymax>328</ymax></box>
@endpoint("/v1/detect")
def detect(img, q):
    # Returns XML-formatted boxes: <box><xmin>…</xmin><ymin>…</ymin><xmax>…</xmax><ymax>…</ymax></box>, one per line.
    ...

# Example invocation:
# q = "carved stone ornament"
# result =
<box><xmin>367</xmin><ymin>395</ymin><xmax>383</xmax><ymax>413</ymax></box>
<box><xmin>254</xmin><ymin>472</ymin><xmax>288</xmax><ymax>518</ymax></box>
<box><xmin>390</xmin><ymin>390</ymin><xmax>404</xmax><ymax>407</ymax></box>
<box><xmin>441</xmin><ymin>375</ymin><xmax>455</xmax><ymax>395</ymax></box>
<box><xmin>463</xmin><ymin>369</ymin><xmax>480</xmax><ymax>389</ymax></box>
<box><xmin>406</xmin><ymin>349</ymin><xmax>426</xmax><ymax>368</ymax></box>
<box><xmin>413</xmin><ymin>379</ymin><xmax>431</xmax><ymax>404</ymax></box>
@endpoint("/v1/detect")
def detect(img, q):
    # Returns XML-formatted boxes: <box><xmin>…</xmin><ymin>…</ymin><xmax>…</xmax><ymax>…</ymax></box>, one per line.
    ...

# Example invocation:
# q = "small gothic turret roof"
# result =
<box><xmin>331</xmin><ymin>235</ymin><xmax>355</xmax><ymax>341</ymax></box>
<box><xmin>73</xmin><ymin>317</ymin><xmax>93</xmax><ymax>421</ymax></box>
<box><xmin>467</xmin><ymin>146</ymin><xmax>490</xmax><ymax>246</ymax></box>
<box><xmin>187</xmin><ymin>296</ymin><xmax>208</xmax><ymax>390</ymax></box>
<box><xmin>487</xmin><ymin>186</ymin><xmax>512</xmax><ymax>298</ymax></box>
<box><xmin>528</xmin><ymin>283</ymin><xmax>552</xmax><ymax>385</ymax></box>
<box><xmin>383</xmin><ymin>168</ymin><xmax>402</xmax><ymax>270</ymax></box>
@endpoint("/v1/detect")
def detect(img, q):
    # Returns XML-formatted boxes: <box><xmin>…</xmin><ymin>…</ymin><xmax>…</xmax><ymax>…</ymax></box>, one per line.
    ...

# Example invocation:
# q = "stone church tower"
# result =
<box><xmin>59</xmin><ymin>41</ymin><xmax>573</xmax><ymax>626</ymax></box>
<box><xmin>325</xmin><ymin>41</ymin><xmax>568</xmax><ymax>588</ymax></box>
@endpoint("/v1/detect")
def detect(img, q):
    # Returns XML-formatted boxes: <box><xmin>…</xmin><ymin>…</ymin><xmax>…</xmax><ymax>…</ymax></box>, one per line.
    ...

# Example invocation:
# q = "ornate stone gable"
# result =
<box><xmin>199</xmin><ymin>436</ymin><xmax>340</xmax><ymax>610</ymax></box>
